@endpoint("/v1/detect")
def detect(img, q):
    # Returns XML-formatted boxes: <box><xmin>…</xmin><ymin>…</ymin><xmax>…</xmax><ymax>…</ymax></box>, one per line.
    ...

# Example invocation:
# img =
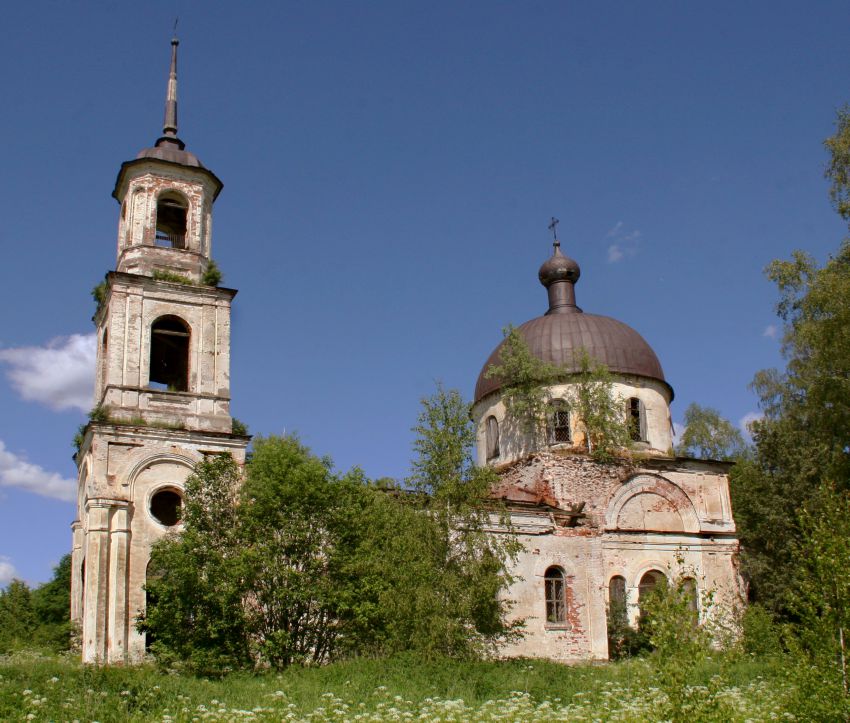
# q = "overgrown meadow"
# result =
<box><xmin>0</xmin><ymin>651</ymin><xmax>797</xmax><ymax>722</ymax></box>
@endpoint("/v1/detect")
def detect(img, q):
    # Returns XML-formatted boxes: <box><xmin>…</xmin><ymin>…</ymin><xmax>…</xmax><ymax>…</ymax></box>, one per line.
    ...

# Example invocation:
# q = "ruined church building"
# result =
<box><xmin>71</xmin><ymin>39</ymin><xmax>743</xmax><ymax>664</ymax></box>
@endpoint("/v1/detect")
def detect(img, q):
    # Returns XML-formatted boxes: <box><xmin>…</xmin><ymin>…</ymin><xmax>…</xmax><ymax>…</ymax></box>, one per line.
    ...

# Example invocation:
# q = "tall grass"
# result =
<box><xmin>0</xmin><ymin>650</ymin><xmax>791</xmax><ymax>722</ymax></box>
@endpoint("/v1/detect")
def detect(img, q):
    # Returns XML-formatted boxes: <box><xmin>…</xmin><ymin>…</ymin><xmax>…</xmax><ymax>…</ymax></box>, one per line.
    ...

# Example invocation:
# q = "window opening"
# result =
<box><xmin>155</xmin><ymin>194</ymin><xmax>187</xmax><ymax>248</ymax></box>
<box><xmin>638</xmin><ymin>570</ymin><xmax>667</xmax><ymax>617</ymax></box>
<box><xmin>627</xmin><ymin>397</ymin><xmax>645</xmax><ymax>442</ymax></box>
<box><xmin>544</xmin><ymin>566</ymin><xmax>568</xmax><ymax>624</ymax></box>
<box><xmin>682</xmin><ymin>577</ymin><xmax>699</xmax><ymax>624</ymax></box>
<box><xmin>79</xmin><ymin>559</ymin><xmax>86</xmax><ymax>616</ymax></box>
<box><xmin>485</xmin><ymin>416</ymin><xmax>500</xmax><ymax>460</ymax></box>
<box><xmin>145</xmin><ymin>559</ymin><xmax>162</xmax><ymax>651</ymax></box>
<box><xmin>609</xmin><ymin>575</ymin><xmax>627</xmax><ymax>609</ymax></box>
<box><xmin>100</xmin><ymin>329</ymin><xmax>108</xmax><ymax>393</ymax></box>
<box><xmin>149</xmin><ymin>315</ymin><xmax>189</xmax><ymax>391</ymax></box>
<box><xmin>607</xmin><ymin>575</ymin><xmax>629</xmax><ymax>657</ymax></box>
<box><xmin>150</xmin><ymin>488</ymin><xmax>182</xmax><ymax>527</ymax></box>
<box><xmin>548</xmin><ymin>402</ymin><xmax>571</xmax><ymax>444</ymax></box>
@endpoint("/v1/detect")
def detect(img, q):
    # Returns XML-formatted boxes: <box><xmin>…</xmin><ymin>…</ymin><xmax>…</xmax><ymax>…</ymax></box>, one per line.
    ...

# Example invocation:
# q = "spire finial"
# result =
<box><xmin>538</xmin><ymin>217</ymin><xmax>581</xmax><ymax>314</ymax></box>
<box><xmin>162</xmin><ymin>28</ymin><xmax>179</xmax><ymax>138</ymax></box>
<box><xmin>548</xmin><ymin>216</ymin><xmax>560</xmax><ymax>249</ymax></box>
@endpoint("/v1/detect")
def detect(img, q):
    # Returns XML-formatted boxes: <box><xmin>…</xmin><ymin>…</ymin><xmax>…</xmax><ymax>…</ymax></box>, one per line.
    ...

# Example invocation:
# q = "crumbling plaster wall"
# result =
<box><xmin>473</xmin><ymin>377</ymin><xmax>673</xmax><ymax>467</ymax></box>
<box><xmin>72</xmin><ymin>425</ymin><xmax>247</xmax><ymax>663</ymax></box>
<box><xmin>116</xmin><ymin>165</ymin><xmax>216</xmax><ymax>281</ymax></box>
<box><xmin>95</xmin><ymin>276</ymin><xmax>235</xmax><ymax>433</ymax></box>
<box><xmin>492</xmin><ymin>451</ymin><xmax>742</xmax><ymax>661</ymax></box>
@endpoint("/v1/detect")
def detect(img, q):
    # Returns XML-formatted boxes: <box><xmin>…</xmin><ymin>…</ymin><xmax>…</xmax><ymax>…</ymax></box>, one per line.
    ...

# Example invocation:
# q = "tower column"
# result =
<box><xmin>70</xmin><ymin>520</ymin><xmax>84</xmax><ymax>624</ymax></box>
<box><xmin>107</xmin><ymin>502</ymin><xmax>131</xmax><ymax>664</ymax></box>
<box><xmin>82</xmin><ymin>500</ymin><xmax>112</xmax><ymax>662</ymax></box>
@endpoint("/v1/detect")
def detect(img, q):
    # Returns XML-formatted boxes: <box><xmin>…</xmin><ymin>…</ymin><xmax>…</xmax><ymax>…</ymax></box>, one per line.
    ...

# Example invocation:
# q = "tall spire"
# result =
<box><xmin>162</xmin><ymin>34</ymin><xmax>179</xmax><ymax>138</ymax></box>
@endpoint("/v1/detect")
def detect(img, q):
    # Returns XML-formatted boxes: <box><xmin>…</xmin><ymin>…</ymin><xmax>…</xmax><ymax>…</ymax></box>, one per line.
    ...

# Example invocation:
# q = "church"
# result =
<box><xmin>70</xmin><ymin>38</ymin><xmax>743</xmax><ymax>664</ymax></box>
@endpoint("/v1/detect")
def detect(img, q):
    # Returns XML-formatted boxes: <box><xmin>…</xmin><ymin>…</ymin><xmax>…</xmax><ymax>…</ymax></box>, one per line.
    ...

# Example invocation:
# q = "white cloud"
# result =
<box><xmin>605</xmin><ymin>222</ymin><xmax>642</xmax><ymax>264</ymax></box>
<box><xmin>0</xmin><ymin>556</ymin><xmax>18</xmax><ymax>587</ymax></box>
<box><xmin>0</xmin><ymin>333</ymin><xmax>95</xmax><ymax>412</ymax></box>
<box><xmin>763</xmin><ymin>324</ymin><xmax>777</xmax><ymax>339</ymax></box>
<box><xmin>607</xmin><ymin>245</ymin><xmax>625</xmax><ymax>263</ymax></box>
<box><xmin>0</xmin><ymin>439</ymin><xmax>76</xmax><ymax>502</ymax></box>
<box><xmin>739</xmin><ymin>411</ymin><xmax>763</xmax><ymax>441</ymax></box>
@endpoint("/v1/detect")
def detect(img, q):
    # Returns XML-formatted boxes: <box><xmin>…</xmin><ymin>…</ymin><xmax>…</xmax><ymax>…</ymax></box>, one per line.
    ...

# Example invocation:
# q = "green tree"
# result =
<box><xmin>31</xmin><ymin>554</ymin><xmax>73</xmax><ymax>651</ymax></box>
<box><xmin>639</xmin><ymin>573</ymin><xmax>730</xmax><ymax>722</ymax></box>
<box><xmin>566</xmin><ymin>350</ymin><xmax>631</xmax><ymax>461</ymax></box>
<box><xmin>825</xmin><ymin>104</ymin><xmax>850</xmax><ymax>224</ymax></box>
<box><xmin>784</xmin><ymin>481</ymin><xmax>850</xmax><ymax>714</ymax></box>
<box><xmin>484</xmin><ymin>326</ymin><xmax>559</xmax><ymax>448</ymax></box>
<box><xmin>731</xmin><ymin>110</ymin><xmax>850</xmax><ymax>613</ymax></box>
<box><xmin>405</xmin><ymin>385</ymin><xmax>521</xmax><ymax>657</ymax></box>
<box><xmin>485</xmin><ymin>330</ymin><xmax>631</xmax><ymax>460</ymax></box>
<box><xmin>0</xmin><ymin>579</ymin><xmax>37</xmax><ymax>653</ymax></box>
<box><xmin>141</xmin><ymin>454</ymin><xmax>251</xmax><ymax>675</ymax></box>
<box><xmin>239</xmin><ymin>435</ymin><xmax>351</xmax><ymax>667</ymax></box>
<box><xmin>143</xmin><ymin>423</ymin><xmax>520</xmax><ymax>669</ymax></box>
<box><xmin>676</xmin><ymin>403</ymin><xmax>747</xmax><ymax>461</ymax></box>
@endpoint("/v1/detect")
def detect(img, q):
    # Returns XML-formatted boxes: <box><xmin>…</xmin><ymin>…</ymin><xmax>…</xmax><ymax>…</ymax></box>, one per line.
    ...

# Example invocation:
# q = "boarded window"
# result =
<box><xmin>627</xmin><ymin>397</ymin><xmax>646</xmax><ymax>442</ymax></box>
<box><xmin>155</xmin><ymin>194</ymin><xmax>187</xmax><ymax>248</ymax></box>
<box><xmin>548</xmin><ymin>402</ymin><xmax>571</xmax><ymax>444</ymax></box>
<box><xmin>544</xmin><ymin>566</ymin><xmax>568</xmax><ymax>624</ymax></box>
<box><xmin>485</xmin><ymin>416</ymin><xmax>500</xmax><ymax>460</ymax></box>
<box><xmin>149</xmin><ymin>315</ymin><xmax>190</xmax><ymax>391</ymax></box>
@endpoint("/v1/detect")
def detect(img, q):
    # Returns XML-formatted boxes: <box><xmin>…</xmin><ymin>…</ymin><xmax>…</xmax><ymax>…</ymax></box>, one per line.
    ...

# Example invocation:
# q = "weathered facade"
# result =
<box><xmin>471</xmin><ymin>241</ymin><xmax>743</xmax><ymax>661</ymax></box>
<box><xmin>71</xmin><ymin>37</ymin><xmax>248</xmax><ymax>664</ymax></box>
<box><xmin>72</xmin><ymin>39</ymin><xmax>742</xmax><ymax>664</ymax></box>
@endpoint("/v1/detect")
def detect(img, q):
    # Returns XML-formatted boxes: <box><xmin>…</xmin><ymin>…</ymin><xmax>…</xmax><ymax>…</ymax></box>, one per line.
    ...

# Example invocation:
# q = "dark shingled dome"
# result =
<box><xmin>474</xmin><ymin>242</ymin><xmax>670</xmax><ymax>403</ymax></box>
<box><xmin>136</xmin><ymin>137</ymin><xmax>204</xmax><ymax>168</ymax></box>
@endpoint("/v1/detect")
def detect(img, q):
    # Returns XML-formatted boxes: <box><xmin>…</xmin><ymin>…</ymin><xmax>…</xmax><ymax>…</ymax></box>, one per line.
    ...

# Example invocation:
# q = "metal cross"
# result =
<box><xmin>548</xmin><ymin>217</ymin><xmax>559</xmax><ymax>240</ymax></box>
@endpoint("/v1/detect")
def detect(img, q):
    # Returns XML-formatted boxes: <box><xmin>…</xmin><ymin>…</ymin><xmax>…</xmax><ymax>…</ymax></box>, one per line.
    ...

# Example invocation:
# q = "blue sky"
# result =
<box><xmin>1</xmin><ymin>1</ymin><xmax>849</xmax><ymax>585</ymax></box>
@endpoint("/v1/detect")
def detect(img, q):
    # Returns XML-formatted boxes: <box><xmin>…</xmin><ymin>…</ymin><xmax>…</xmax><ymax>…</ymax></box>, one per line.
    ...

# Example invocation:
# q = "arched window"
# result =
<box><xmin>544</xmin><ymin>566</ymin><xmax>568</xmax><ymax>624</ymax></box>
<box><xmin>638</xmin><ymin>569</ymin><xmax>667</xmax><ymax>616</ymax></box>
<box><xmin>627</xmin><ymin>397</ymin><xmax>646</xmax><ymax>442</ymax></box>
<box><xmin>144</xmin><ymin>558</ymin><xmax>161</xmax><ymax>651</ymax></box>
<box><xmin>682</xmin><ymin>577</ymin><xmax>699</xmax><ymax>624</ymax></box>
<box><xmin>100</xmin><ymin>329</ymin><xmax>108</xmax><ymax>392</ymax></box>
<box><xmin>149</xmin><ymin>315</ymin><xmax>190</xmax><ymax>391</ymax></box>
<box><xmin>155</xmin><ymin>193</ymin><xmax>188</xmax><ymax>249</ymax></box>
<box><xmin>79</xmin><ymin>558</ymin><xmax>86</xmax><ymax>617</ymax></box>
<box><xmin>607</xmin><ymin>575</ymin><xmax>629</xmax><ymax>658</ymax></box>
<box><xmin>548</xmin><ymin>402</ymin><xmax>571</xmax><ymax>444</ymax></box>
<box><xmin>609</xmin><ymin>575</ymin><xmax>627</xmax><ymax>611</ymax></box>
<box><xmin>485</xmin><ymin>416</ymin><xmax>500</xmax><ymax>460</ymax></box>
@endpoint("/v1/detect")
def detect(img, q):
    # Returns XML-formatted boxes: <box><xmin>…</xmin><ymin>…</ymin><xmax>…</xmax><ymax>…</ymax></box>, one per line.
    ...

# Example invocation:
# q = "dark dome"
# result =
<box><xmin>474</xmin><ymin>313</ymin><xmax>669</xmax><ymax>402</ymax></box>
<box><xmin>538</xmin><ymin>247</ymin><xmax>580</xmax><ymax>286</ymax></box>
<box><xmin>474</xmin><ymin>239</ymin><xmax>671</xmax><ymax>403</ymax></box>
<box><xmin>136</xmin><ymin>137</ymin><xmax>204</xmax><ymax>168</ymax></box>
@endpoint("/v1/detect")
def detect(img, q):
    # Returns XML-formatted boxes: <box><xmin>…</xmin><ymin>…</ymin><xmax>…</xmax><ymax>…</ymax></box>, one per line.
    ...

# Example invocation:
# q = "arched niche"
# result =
<box><xmin>128</xmin><ymin>454</ymin><xmax>195</xmax><ymax>519</ymax></box>
<box><xmin>605</xmin><ymin>474</ymin><xmax>700</xmax><ymax>533</ymax></box>
<box><xmin>155</xmin><ymin>191</ymin><xmax>189</xmax><ymax>249</ymax></box>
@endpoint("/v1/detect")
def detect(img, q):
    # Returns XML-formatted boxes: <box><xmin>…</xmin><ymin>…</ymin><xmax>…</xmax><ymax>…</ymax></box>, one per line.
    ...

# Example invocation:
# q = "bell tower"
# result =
<box><xmin>70</xmin><ymin>36</ymin><xmax>249</xmax><ymax>664</ymax></box>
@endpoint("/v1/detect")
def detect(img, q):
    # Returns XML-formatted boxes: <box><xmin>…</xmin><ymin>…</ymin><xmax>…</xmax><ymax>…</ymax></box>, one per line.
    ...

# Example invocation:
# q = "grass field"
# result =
<box><xmin>0</xmin><ymin>650</ymin><xmax>794</xmax><ymax>722</ymax></box>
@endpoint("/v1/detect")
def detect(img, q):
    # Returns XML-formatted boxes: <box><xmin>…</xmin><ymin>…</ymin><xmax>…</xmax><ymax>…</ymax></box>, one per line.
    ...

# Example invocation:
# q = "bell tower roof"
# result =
<box><xmin>112</xmin><ymin>35</ymin><xmax>223</xmax><ymax>201</ymax></box>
